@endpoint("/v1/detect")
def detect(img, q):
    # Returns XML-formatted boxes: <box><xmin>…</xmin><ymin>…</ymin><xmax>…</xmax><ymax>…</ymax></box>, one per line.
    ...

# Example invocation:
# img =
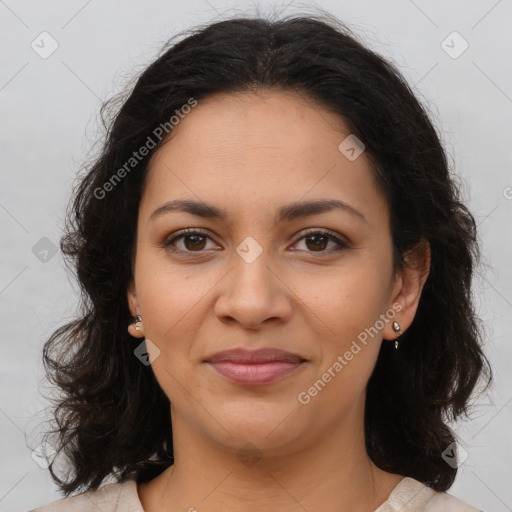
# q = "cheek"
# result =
<box><xmin>295</xmin><ymin>267</ymin><xmax>387</xmax><ymax>415</ymax></box>
<box><xmin>291</xmin><ymin>258</ymin><xmax>391</xmax><ymax>404</ymax></box>
<box><xmin>296</xmin><ymin>260</ymin><xmax>391</xmax><ymax>345</ymax></box>
<box><xmin>134</xmin><ymin>259</ymin><xmax>206</xmax><ymax>401</ymax></box>
<box><xmin>135</xmin><ymin>247</ymin><xmax>214</xmax><ymax>335</ymax></box>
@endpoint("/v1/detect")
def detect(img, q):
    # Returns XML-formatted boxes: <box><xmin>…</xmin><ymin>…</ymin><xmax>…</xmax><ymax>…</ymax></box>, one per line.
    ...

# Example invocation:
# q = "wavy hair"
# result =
<box><xmin>40</xmin><ymin>12</ymin><xmax>492</xmax><ymax>496</ymax></box>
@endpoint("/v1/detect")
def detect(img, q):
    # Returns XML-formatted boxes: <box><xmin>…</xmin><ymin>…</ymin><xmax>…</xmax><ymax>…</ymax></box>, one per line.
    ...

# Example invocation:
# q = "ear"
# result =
<box><xmin>127</xmin><ymin>279</ymin><xmax>144</xmax><ymax>338</ymax></box>
<box><xmin>127</xmin><ymin>279</ymin><xmax>140</xmax><ymax>317</ymax></box>
<box><xmin>383</xmin><ymin>239</ymin><xmax>431</xmax><ymax>340</ymax></box>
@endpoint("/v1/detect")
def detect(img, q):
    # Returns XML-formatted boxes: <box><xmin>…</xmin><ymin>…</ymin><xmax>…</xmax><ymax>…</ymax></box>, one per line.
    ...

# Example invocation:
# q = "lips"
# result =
<box><xmin>205</xmin><ymin>347</ymin><xmax>305</xmax><ymax>365</ymax></box>
<box><xmin>205</xmin><ymin>348</ymin><xmax>306</xmax><ymax>386</ymax></box>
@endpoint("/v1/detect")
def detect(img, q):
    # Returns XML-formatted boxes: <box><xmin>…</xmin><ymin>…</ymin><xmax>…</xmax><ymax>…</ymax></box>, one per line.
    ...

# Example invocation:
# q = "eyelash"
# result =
<box><xmin>162</xmin><ymin>228</ymin><xmax>350</xmax><ymax>256</ymax></box>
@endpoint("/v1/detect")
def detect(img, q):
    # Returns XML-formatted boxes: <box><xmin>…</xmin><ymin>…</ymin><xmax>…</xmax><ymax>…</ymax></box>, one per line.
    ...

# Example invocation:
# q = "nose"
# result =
<box><xmin>213</xmin><ymin>248</ymin><xmax>293</xmax><ymax>330</ymax></box>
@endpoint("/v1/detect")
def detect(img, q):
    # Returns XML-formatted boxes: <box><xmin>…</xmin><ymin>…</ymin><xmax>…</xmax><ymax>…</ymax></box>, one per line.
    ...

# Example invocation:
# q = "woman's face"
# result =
<box><xmin>127</xmin><ymin>90</ymin><xmax>418</xmax><ymax>456</ymax></box>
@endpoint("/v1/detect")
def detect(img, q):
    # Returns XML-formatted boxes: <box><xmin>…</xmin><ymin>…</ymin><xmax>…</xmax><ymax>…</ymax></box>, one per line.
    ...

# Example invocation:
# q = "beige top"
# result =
<box><xmin>29</xmin><ymin>475</ymin><xmax>483</xmax><ymax>511</ymax></box>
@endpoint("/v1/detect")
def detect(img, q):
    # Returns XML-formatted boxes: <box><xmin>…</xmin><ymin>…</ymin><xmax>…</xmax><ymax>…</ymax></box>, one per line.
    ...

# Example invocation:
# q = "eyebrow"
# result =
<box><xmin>148</xmin><ymin>198</ymin><xmax>367</xmax><ymax>225</ymax></box>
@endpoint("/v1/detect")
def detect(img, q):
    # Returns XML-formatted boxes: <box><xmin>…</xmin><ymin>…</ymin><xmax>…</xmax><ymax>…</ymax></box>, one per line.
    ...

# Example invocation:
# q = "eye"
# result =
<box><xmin>291</xmin><ymin>229</ymin><xmax>350</xmax><ymax>254</ymax></box>
<box><xmin>162</xmin><ymin>228</ymin><xmax>350</xmax><ymax>256</ymax></box>
<box><xmin>163</xmin><ymin>229</ymin><xmax>219</xmax><ymax>253</ymax></box>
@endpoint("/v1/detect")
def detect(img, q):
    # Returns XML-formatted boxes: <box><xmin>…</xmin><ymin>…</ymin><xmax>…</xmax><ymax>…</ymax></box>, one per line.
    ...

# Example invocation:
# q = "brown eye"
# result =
<box><xmin>182</xmin><ymin>234</ymin><xmax>207</xmax><ymax>251</ymax></box>
<box><xmin>293</xmin><ymin>229</ymin><xmax>349</xmax><ymax>254</ymax></box>
<box><xmin>163</xmin><ymin>230</ymin><xmax>217</xmax><ymax>253</ymax></box>
<box><xmin>304</xmin><ymin>233</ymin><xmax>329</xmax><ymax>251</ymax></box>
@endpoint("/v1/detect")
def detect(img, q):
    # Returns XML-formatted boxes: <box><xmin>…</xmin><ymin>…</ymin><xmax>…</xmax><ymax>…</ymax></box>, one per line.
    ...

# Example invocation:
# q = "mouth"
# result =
<box><xmin>204</xmin><ymin>348</ymin><xmax>307</xmax><ymax>386</ymax></box>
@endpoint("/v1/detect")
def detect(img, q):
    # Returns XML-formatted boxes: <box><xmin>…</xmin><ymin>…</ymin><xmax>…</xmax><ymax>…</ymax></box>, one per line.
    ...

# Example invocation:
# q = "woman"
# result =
<box><xmin>31</xmin><ymin>12</ymin><xmax>491</xmax><ymax>512</ymax></box>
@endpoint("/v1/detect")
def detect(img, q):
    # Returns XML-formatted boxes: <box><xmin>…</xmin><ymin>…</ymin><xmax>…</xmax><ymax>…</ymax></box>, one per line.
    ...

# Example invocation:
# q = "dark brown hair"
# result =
<box><xmin>39</xmin><ymin>12</ymin><xmax>492</xmax><ymax>496</ymax></box>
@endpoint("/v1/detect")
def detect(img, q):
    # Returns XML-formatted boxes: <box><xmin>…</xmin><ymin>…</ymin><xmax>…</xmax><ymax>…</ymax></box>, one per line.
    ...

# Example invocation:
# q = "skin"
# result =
<box><xmin>127</xmin><ymin>89</ymin><xmax>430</xmax><ymax>512</ymax></box>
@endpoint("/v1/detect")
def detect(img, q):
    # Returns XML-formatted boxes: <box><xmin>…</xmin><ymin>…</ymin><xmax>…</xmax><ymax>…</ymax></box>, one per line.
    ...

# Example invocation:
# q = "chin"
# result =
<box><xmin>209</xmin><ymin>408</ymin><xmax>306</xmax><ymax>450</ymax></box>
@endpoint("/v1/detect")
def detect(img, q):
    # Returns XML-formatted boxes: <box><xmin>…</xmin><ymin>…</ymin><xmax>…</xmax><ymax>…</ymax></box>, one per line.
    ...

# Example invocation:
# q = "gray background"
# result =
<box><xmin>1</xmin><ymin>0</ymin><xmax>511</xmax><ymax>510</ymax></box>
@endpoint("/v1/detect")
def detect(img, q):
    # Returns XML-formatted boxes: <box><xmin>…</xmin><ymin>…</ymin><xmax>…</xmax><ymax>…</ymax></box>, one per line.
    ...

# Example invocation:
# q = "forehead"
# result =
<box><xmin>140</xmin><ymin>89</ymin><xmax>386</xmax><ymax>226</ymax></box>
<box><xmin>155</xmin><ymin>89</ymin><xmax>349</xmax><ymax>159</ymax></box>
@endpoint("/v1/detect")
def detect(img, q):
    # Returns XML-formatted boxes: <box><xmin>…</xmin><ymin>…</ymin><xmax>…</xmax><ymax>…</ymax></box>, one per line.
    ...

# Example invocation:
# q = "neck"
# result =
<box><xmin>138</xmin><ymin>397</ymin><xmax>403</xmax><ymax>512</ymax></box>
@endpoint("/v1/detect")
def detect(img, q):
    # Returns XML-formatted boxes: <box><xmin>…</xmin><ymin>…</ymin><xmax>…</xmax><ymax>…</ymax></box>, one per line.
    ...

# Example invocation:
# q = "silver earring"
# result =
<box><xmin>392</xmin><ymin>321</ymin><xmax>402</xmax><ymax>350</ymax></box>
<box><xmin>131</xmin><ymin>315</ymin><xmax>142</xmax><ymax>331</ymax></box>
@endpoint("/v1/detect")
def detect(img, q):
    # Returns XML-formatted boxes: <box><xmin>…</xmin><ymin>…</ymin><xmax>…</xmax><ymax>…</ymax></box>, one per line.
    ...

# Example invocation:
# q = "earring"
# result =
<box><xmin>128</xmin><ymin>315</ymin><xmax>144</xmax><ymax>339</ymax></box>
<box><xmin>131</xmin><ymin>315</ymin><xmax>142</xmax><ymax>331</ymax></box>
<box><xmin>392</xmin><ymin>321</ymin><xmax>402</xmax><ymax>350</ymax></box>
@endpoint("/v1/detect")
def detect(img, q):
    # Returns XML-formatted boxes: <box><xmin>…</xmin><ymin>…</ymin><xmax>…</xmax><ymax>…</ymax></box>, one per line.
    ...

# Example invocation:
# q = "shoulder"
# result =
<box><xmin>376</xmin><ymin>477</ymin><xmax>483</xmax><ymax>512</ymax></box>
<box><xmin>425</xmin><ymin>488</ymin><xmax>483</xmax><ymax>512</ymax></box>
<box><xmin>28</xmin><ymin>477</ymin><xmax>143</xmax><ymax>512</ymax></box>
